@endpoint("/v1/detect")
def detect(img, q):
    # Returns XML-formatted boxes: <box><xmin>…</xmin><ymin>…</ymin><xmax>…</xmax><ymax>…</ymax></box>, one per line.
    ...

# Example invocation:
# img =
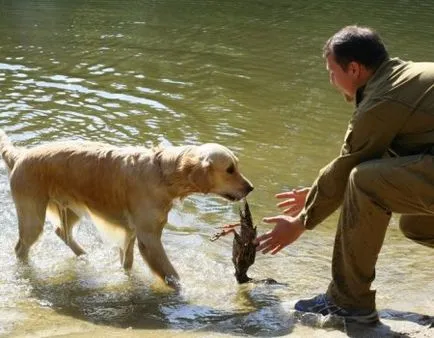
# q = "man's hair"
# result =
<box><xmin>323</xmin><ymin>25</ymin><xmax>389</xmax><ymax>71</ymax></box>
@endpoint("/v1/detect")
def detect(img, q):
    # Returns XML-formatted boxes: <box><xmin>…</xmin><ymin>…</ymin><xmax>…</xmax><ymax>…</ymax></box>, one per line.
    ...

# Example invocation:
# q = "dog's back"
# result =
<box><xmin>3</xmin><ymin>138</ymin><xmax>159</xmax><ymax>217</ymax></box>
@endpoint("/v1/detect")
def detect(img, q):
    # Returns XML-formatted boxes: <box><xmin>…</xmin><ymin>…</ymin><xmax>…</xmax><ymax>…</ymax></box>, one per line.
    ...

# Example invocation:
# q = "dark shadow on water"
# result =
<box><xmin>345</xmin><ymin>321</ymin><xmax>413</xmax><ymax>338</ymax></box>
<box><xmin>14</xmin><ymin>261</ymin><xmax>295</xmax><ymax>336</ymax></box>
<box><xmin>201</xmin><ymin>282</ymin><xmax>296</xmax><ymax>337</ymax></box>
<box><xmin>380</xmin><ymin>308</ymin><xmax>433</xmax><ymax>327</ymax></box>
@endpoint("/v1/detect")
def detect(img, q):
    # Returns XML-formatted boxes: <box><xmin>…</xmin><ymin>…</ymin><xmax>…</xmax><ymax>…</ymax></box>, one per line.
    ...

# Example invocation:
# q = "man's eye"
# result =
<box><xmin>226</xmin><ymin>165</ymin><xmax>235</xmax><ymax>174</ymax></box>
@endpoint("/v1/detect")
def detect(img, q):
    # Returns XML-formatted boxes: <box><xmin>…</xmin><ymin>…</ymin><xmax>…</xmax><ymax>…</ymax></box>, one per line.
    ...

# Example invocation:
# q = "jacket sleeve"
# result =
<box><xmin>299</xmin><ymin>100</ymin><xmax>411</xmax><ymax>230</ymax></box>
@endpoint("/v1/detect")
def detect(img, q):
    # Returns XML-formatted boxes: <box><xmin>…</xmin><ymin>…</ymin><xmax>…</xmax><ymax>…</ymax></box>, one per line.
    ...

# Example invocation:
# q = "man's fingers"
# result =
<box><xmin>256</xmin><ymin>237</ymin><xmax>272</xmax><ymax>251</ymax></box>
<box><xmin>256</xmin><ymin>242</ymin><xmax>268</xmax><ymax>252</ymax></box>
<box><xmin>261</xmin><ymin>247</ymin><xmax>272</xmax><ymax>255</ymax></box>
<box><xmin>277</xmin><ymin>200</ymin><xmax>293</xmax><ymax>208</ymax></box>
<box><xmin>276</xmin><ymin>188</ymin><xmax>308</xmax><ymax>198</ymax></box>
<box><xmin>275</xmin><ymin>192</ymin><xmax>294</xmax><ymax>199</ymax></box>
<box><xmin>262</xmin><ymin>216</ymin><xmax>280</xmax><ymax>223</ymax></box>
<box><xmin>258</xmin><ymin>239</ymin><xmax>286</xmax><ymax>255</ymax></box>
<box><xmin>271</xmin><ymin>245</ymin><xmax>284</xmax><ymax>255</ymax></box>
<box><xmin>260</xmin><ymin>242</ymin><xmax>276</xmax><ymax>255</ymax></box>
<box><xmin>255</xmin><ymin>232</ymin><xmax>272</xmax><ymax>244</ymax></box>
<box><xmin>282</xmin><ymin>205</ymin><xmax>295</xmax><ymax>213</ymax></box>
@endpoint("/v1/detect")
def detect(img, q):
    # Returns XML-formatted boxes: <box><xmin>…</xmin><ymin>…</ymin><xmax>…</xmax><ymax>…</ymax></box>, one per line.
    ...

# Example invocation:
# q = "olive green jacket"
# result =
<box><xmin>300</xmin><ymin>58</ymin><xmax>434</xmax><ymax>229</ymax></box>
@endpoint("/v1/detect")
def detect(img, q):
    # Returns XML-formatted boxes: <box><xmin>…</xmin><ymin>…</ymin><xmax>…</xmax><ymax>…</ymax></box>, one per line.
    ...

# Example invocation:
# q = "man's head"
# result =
<box><xmin>323</xmin><ymin>25</ymin><xmax>389</xmax><ymax>101</ymax></box>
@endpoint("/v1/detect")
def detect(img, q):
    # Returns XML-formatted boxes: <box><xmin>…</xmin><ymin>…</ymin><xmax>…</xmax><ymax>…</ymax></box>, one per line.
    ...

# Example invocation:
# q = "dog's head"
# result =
<box><xmin>185</xmin><ymin>143</ymin><xmax>254</xmax><ymax>201</ymax></box>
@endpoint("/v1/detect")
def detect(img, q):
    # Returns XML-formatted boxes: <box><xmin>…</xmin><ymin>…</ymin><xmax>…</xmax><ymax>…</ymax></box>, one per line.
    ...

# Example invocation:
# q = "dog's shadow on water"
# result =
<box><xmin>15</xmin><ymin>262</ymin><xmax>433</xmax><ymax>337</ymax></box>
<box><xmin>14</xmin><ymin>260</ymin><xmax>296</xmax><ymax>336</ymax></box>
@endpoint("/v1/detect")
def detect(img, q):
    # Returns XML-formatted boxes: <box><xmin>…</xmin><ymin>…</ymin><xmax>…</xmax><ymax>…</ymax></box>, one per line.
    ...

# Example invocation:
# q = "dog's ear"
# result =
<box><xmin>188</xmin><ymin>158</ymin><xmax>212</xmax><ymax>193</ymax></box>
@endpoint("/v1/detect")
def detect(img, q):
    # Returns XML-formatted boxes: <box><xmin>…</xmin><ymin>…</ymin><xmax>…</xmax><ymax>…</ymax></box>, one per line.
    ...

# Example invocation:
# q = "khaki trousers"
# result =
<box><xmin>327</xmin><ymin>154</ymin><xmax>434</xmax><ymax>311</ymax></box>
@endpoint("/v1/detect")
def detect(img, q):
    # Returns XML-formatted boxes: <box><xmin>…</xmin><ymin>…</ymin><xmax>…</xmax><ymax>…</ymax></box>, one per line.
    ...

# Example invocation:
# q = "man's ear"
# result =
<box><xmin>188</xmin><ymin>159</ymin><xmax>212</xmax><ymax>193</ymax></box>
<box><xmin>348</xmin><ymin>61</ymin><xmax>361</xmax><ymax>77</ymax></box>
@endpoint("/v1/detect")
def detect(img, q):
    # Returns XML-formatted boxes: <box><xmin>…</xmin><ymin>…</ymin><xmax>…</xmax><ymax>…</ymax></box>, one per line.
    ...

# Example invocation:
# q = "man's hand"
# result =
<box><xmin>255</xmin><ymin>215</ymin><xmax>305</xmax><ymax>255</ymax></box>
<box><xmin>276</xmin><ymin>187</ymin><xmax>310</xmax><ymax>216</ymax></box>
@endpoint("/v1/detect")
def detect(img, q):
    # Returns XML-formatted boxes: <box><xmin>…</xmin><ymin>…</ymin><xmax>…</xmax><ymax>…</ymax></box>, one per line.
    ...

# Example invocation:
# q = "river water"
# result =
<box><xmin>0</xmin><ymin>0</ymin><xmax>433</xmax><ymax>337</ymax></box>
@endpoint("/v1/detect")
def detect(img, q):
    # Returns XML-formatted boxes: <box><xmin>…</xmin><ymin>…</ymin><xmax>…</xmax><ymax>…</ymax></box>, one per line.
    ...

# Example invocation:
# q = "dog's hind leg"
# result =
<box><xmin>120</xmin><ymin>231</ymin><xmax>136</xmax><ymax>270</ymax></box>
<box><xmin>54</xmin><ymin>206</ymin><xmax>86</xmax><ymax>256</ymax></box>
<box><xmin>13</xmin><ymin>197</ymin><xmax>47</xmax><ymax>261</ymax></box>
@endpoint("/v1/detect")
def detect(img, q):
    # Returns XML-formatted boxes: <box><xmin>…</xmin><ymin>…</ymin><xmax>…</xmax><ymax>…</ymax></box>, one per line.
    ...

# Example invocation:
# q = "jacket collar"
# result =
<box><xmin>354</xmin><ymin>57</ymin><xmax>399</xmax><ymax>108</ymax></box>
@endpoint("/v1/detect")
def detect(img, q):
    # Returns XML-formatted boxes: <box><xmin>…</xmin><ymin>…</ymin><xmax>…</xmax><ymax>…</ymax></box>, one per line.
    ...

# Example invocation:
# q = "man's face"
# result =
<box><xmin>326</xmin><ymin>54</ymin><xmax>359</xmax><ymax>101</ymax></box>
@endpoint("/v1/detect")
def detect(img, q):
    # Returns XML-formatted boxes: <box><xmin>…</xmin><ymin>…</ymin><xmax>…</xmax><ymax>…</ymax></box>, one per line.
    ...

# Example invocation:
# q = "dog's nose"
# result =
<box><xmin>246</xmin><ymin>184</ymin><xmax>254</xmax><ymax>193</ymax></box>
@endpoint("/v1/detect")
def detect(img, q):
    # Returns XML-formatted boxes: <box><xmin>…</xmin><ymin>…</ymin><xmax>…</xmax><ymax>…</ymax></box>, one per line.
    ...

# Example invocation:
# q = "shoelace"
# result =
<box><xmin>310</xmin><ymin>295</ymin><xmax>345</xmax><ymax>315</ymax></box>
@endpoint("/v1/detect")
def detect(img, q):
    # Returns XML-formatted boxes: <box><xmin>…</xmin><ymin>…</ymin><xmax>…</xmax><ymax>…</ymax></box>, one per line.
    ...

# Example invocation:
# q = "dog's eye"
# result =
<box><xmin>226</xmin><ymin>164</ymin><xmax>235</xmax><ymax>174</ymax></box>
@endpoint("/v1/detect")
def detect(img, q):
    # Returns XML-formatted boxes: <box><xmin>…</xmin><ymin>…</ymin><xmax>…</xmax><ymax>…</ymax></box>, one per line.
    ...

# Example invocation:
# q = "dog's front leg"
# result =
<box><xmin>136</xmin><ymin>232</ymin><xmax>180</xmax><ymax>290</ymax></box>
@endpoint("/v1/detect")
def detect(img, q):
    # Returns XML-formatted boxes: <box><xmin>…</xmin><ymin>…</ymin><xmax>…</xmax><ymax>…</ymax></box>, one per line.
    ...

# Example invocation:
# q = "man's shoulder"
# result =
<box><xmin>390</xmin><ymin>58</ymin><xmax>434</xmax><ymax>79</ymax></box>
<box><xmin>377</xmin><ymin>57</ymin><xmax>434</xmax><ymax>78</ymax></box>
<box><xmin>360</xmin><ymin>58</ymin><xmax>433</xmax><ymax>109</ymax></box>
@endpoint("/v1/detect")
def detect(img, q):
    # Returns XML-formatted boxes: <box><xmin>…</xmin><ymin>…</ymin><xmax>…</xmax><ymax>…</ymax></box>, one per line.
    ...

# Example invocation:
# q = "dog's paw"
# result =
<box><xmin>165</xmin><ymin>275</ymin><xmax>181</xmax><ymax>291</ymax></box>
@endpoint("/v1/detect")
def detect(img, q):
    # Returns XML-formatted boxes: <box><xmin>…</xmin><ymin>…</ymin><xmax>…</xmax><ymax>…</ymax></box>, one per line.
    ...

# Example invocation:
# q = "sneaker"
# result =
<box><xmin>294</xmin><ymin>294</ymin><xmax>379</xmax><ymax>325</ymax></box>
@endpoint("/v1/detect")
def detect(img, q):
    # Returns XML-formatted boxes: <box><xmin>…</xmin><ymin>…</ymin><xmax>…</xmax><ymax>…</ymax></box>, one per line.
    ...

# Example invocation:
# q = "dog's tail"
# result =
<box><xmin>0</xmin><ymin>130</ymin><xmax>21</xmax><ymax>171</ymax></box>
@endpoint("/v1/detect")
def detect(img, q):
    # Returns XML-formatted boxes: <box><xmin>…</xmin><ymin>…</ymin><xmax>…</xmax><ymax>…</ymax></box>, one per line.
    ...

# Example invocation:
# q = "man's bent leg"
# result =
<box><xmin>327</xmin><ymin>164</ymin><xmax>391</xmax><ymax>311</ymax></box>
<box><xmin>327</xmin><ymin>155</ymin><xmax>434</xmax><ymax>311</ymax></box>
<box><xmin>399</xmin><ymin>215</ymin><xmax>434</xmax><ymax>248</ymax></box>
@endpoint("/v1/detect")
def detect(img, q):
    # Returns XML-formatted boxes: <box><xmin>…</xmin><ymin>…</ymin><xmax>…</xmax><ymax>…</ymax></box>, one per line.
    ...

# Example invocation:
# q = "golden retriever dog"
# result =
<box><xmin>0</xmin><ymin>130</ymin><xmax>253</xmax><ymax>289</ymax></box>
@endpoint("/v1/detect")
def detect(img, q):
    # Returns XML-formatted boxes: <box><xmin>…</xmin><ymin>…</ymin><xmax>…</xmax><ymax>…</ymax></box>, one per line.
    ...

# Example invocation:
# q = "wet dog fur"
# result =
<box><xmin>0</xmin><ymin>130</ymin><xmax>253</xmax><ymax>289</ymax></box>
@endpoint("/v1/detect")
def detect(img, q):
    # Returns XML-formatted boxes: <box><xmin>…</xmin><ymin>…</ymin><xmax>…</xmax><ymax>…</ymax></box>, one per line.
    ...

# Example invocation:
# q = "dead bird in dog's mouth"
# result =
<box><xmin>210</xmin><ymin>199</ymin><xmax>279</xmax><ymax>285</ymax></box>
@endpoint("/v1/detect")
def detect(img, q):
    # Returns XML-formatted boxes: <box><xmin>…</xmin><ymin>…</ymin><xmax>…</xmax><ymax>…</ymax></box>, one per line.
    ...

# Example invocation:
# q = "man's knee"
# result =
<box><xmin>399</xmin><ymin>215</ymin><xmax>434</xmax><ymax>248</ymax></box>
<box><xmin>399</xmin><ymin>215</ymin><xmax>432</xmax><ymax>238</ymax></box>
<box><xmin>399</xmin><ymin>216</ymin><xmax>414</xmax><ymax>238</ymax></box>
<box><xmin>348</xmin><ymin>162</ymin><xmax>377</xmax><ymax>190</ymax></box>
